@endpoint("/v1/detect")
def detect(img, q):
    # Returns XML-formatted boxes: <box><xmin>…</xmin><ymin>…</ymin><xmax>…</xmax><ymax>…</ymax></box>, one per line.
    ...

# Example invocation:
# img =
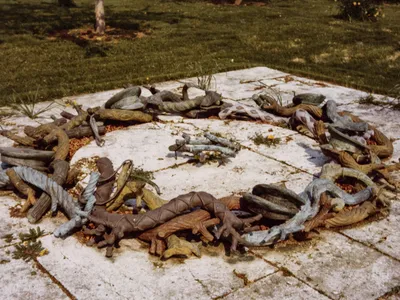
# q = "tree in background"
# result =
<box><xmin>95</xmin><ymin>0</ymin><xmax>106</xmax><ymax>34</ymax></box>
<box><xmin>57</xmin><ymin>0</ymin><xmax>106</xmax><ymax>34</ymax></box>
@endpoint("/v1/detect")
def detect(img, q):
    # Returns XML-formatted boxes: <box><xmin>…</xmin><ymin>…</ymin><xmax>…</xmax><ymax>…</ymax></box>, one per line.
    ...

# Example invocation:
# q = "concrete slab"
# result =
<box><xmin>37</xmin><ymin>234</ymin><xmax>275</xmax><ymax>300</ymax></box>
<box><xmin>184</xmin><ymin>248</ymin><xmax>277</xmax><ymax>298</ymax></box>
<box><xmin>0</xmin><ymin>247</ymin><xmax>68</xmax><ymax>299</ymax></box>
<box><xmin>70</xmin><ymin>121</ymin><xmax>202</xmax><ymax>171</ymax></box>
<box><xmin>183</xmin><ymin>119</ymin><xmax>328</xmax><ymax>175</ymax></box>
<box><xmin>253</xmin><ymin>231</ymin><xmax>400</xmax><ymax>300</ymax></box>
<box><xmin>0</xmin><ymin>195</ymin><xmax>67</xmax><ymax>248</ymax></box>
<box><xmin>342</xmin><ymin>201</ymin><xmax>400</xmax><ymax>261</ymax></box>
<box><xmin>152</xmin><ymin>148</ymin><xmax>299</xmax><ymax>200</ymax></box>
<box><xmin>223</xmin><ymin>271</ymin><xmax>330</xmax><ymax>300</ymax></box>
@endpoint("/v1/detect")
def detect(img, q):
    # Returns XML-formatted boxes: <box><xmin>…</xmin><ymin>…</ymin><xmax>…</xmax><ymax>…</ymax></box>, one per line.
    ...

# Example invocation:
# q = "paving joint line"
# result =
<box><xmin>339</xmin><ymin>232</ymin><xmax>400</xmax><ymax>263</ymax></box>
<box><xmin>248</xmin><ymin>249</ymin><xmax>336</xmax><ymax>300</ymax></box>
<box><xmin>213</xmin><ymin>270</ymin><xmax>281</xmax><ymax>300</ymax></box>
<box><xmin>242</xmin><ymin>145</ymin><xmax>315</xmax><ymax>177</ymax></box>
<box><xmin>188</xmin><ymin>269</ymin><xmax>213</xmax><ymax>298</ymax></box>
<box><xmin>34</xmin><ymin>258</ymin><xmax>77</xmax><ymax>300</ymax></box>
<box><xmin>180</xmin><ymin>119</ymin><xmax>316</xmax><ymax>177</ymax></box>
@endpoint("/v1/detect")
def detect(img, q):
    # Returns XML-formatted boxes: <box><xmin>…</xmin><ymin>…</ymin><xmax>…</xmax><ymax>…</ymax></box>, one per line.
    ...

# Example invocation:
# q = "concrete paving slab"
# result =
<box><xmin>152</xmin><ymin>148</ymin><xmax>299</xmax><ymax>200</ymax></box>
<box><xmin>253</xmin><ymin>231</ymin><xmax>400</xmax><ymax>300</ymax></box>
<box><xmin>392</xmin><ymin>140</ymin><xmax>400</xmax><ymax>163</ymax></box>
<box><xmin>37</xmin><ymin>235</ymin><xmax>208</xmax><ymax>300</ymax></box>
<box><xmin>0</xmin><ymin>195</ymin><xmax>67</xmax><ymax>248</ymax></box>
<box><xmin>183</xmin><ymin>119</ymin><xmax>328</xmax><ymax>175</ymax></box>
<box><xmin>37</xmin><ymin>234</ymin><xmax>275</xmax><ymax>300</ymax></box>
<box><xmin>70</xmin><ymin>121</ymin><xmax>202</xmax><ymax>171</ymax></box>
<box><xmin>184</xmin><ymin>248</ymin><xmax>277</xmax><ymax>298</ymax></box>
<box><xmin>223</xmin><ymin>271</ymin><xmax>330</xmax><ymax>300</ymax></box>
<box><xmin>0</xmin><ymin>247</ymin><xmax>68</xmax><ymax>299</ymax></box>
<box><xmin>342</xmin><ymin>201</ymin><xmax>400</xmax><ymax>261</ymax></box>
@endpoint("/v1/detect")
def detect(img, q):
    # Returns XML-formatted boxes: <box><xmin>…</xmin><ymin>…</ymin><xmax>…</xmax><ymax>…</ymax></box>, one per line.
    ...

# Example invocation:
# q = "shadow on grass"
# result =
<box><xmin>1</xmin><ymin>2</ymin><xmax>193</xmax><ymax>58</ymax></box>
<box><xmin>1</xmin><ymin>2</ymin><xmax>191</xmax><ymax>35</ymax></box>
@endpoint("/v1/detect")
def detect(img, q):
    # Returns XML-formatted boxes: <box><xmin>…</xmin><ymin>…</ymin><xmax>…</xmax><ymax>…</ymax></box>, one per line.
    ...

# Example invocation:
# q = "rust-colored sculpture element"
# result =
<box><xmin>325</xmin><ymin>200</ymin><xmax>378</xmax><ymax>228</ymax></box>
<box><xmin>93</xmin><ymin>157</ymin><xmax>115</xmax><ymax>206</ymax></box>
<box><xmin>5</xmin><ymin>168</ymin><xmax>36</xmax><ymax>212</ymax></box>
<box><xmin>254</xmin><ymin>94</ymin><xmax>323</xmax><ymax>119</ymax></box>
<box><xmin>162</xmin><ymin>235</ymin><xmax>201</xmax><ymax>259</ymax></box>
<box><xmin>137</xmin><ymin>195</ymin><xmax>241</xmax><ymax>256</ymax></box>
<box><xmin>89</xmin><ymin>108</ymin><xmax>152</xmax><ymax>123</ymax></box>
<box><xmin>87</xmin><ymin>192</ymin><xmax>261</xmax><ymax>257</ymax></box>
<box><xmin>0</xmin><ymin>130</ymin><xmax>36</xmax><ymax>147</ymax></box>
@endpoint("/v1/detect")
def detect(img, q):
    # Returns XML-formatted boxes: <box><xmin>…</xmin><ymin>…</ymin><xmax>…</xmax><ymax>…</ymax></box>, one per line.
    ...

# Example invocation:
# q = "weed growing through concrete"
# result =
<box><xmin>358</xmin><ymin>93</ymin><xmax>376</xmax><ymax>105</ymax></box>
<box><xmin>130</xmin><ymin>167</ymin><xmax>154</xmax><ymax>181</ymax></box>
<box><xmin>18</xmin><ymin>227</ymin><xmax>45</xmax><ymax>242</ymax></box>
<box><xmin>12</xmin><ymin>227</ymin><xmax>48</xmax><ymax>262</ymax></box>
<box><xmin>250</xmin><ymin>132</ymin><xmax>281</xmax><ymax>147</ymax></box>
<box><xmin>13</xmin><ymin>241</ymin><xmax>48</xmax><ymax>262</ymax></box>
<box><xmin>358</xmin><ymin>86</ymin><xmax>400</xmax><ymax>110</ymax></box>
<box><xmin>2</xmin><ymin>233</ymin><xmax>15</xmax><ymax>243</ymax></box>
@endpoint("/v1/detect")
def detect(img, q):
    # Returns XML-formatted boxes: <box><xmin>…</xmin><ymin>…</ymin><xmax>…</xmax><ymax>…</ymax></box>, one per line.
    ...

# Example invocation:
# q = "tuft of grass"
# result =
<box><xmin>188</xmin><ymin>61</ymin><xmax>218</xmax><ymax>90</ymax></box>
<box><xmin>358</xmin><ymin>93</ymin><xmax>377</xmax><ymax>104</ymax></box>
<box><xmin>358</xmin><ymin>84</ymin><xmax>400</xmax><ymax>110</ymax></box>
<box><xmin>250</xmin><ymin>132</ymin><xmax>281</xmax><ymax>147</ymax></box>
<box><xmin>9</xmin><ymin>89</ymin><xmax>58</xmax><ymax>119</ymax></box>
<box><xmin>197</xmin><ymin>73</ymin><xmax>216</xmax><ymax>90</ymax></box>
<box><xmin>130</xmin><ymin>167</ymin><xmax>154</xmax><ymax>181</ymax></box>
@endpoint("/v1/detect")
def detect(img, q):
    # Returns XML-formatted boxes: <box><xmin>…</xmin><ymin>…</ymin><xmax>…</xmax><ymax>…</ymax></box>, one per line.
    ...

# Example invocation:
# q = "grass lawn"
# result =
<box><xmin>0</xmin><ymin>0</ymin><xmax>399</xmax><ymax>106</ymax></box>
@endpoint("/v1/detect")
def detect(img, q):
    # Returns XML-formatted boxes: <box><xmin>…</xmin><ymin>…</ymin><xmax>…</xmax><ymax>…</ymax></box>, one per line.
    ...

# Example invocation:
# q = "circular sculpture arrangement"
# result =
<box><xmin>0</xmin><ymin>83</ymin><xmax>398</xmax><ymax>259</ymax></box>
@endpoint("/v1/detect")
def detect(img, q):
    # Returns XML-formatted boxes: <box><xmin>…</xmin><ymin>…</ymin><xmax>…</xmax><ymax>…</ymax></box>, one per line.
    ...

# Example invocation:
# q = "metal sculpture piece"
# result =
<box><xmin>0</xmin><ymin>83</ymin><xmax>397</xmax><ymax>263</ymax></box>
<box><xmin>241</xmin><ymin>178</ymin><xmax>374</xmax><ymax>246</ymax></box>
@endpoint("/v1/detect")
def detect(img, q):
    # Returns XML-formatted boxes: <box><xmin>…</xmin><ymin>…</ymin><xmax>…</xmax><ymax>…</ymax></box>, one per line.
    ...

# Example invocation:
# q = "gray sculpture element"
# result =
<box><xmin>54</xmin><ymin>171</ymin><xmax>100</xmax><ymax>237</ymax></box>
<box><xmin>325</xmin><ymin>100</ymin><xmax>368</xmax><ymax>133</ymax></box>
<box><xmin>241</xmin><ymin>178</ymin><xmax>373</xmax><ymax>246</ymax></box>
<box><xmin>0</xmin><ymin>166</ymin><xmax>100</xmax><ymax>237</ymax></box>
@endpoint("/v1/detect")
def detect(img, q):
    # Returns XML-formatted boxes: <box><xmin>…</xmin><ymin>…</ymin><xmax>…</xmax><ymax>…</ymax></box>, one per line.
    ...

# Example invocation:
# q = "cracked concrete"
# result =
<box><xmin>0</xmin><ymin>67</ymin><xmax>399</xmax><ymax>300</ymax></box>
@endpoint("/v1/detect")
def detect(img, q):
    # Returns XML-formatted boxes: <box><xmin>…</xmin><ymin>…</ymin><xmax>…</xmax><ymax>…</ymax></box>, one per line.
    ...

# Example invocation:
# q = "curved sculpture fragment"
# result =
<box><xmin>241</xmin><ymin>178</ymin><xmax>373</xmax><ymax>246</ymax></box>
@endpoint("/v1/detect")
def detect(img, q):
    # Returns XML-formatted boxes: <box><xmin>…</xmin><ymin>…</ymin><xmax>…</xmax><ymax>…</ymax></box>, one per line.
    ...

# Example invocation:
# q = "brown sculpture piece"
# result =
<box><xmin>137</xmin><ymin>195</ymin><xmax>241</xmax><ymax>256</ymax></box>
<box><xmin>86</xmin><ymin>192</ymin><xmax>261</xmax><ymax>257</ymax></box>
<box><xmin>258</xmin><ymin>95</ymin><xmax>323</xmax><ymax>119</ymax></box>
<box><xmin>325</xmin><ymin>200</ymin><xmax>379</xmax><ymax>228</ymax></box>
<box><xmin>5</xmin><ymin>168</ymin><xmax>37</xmax><ymax>213</ymax></box>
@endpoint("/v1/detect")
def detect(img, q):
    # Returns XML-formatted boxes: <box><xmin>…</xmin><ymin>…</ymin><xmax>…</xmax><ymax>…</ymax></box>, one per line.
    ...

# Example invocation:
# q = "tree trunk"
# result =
<box><xmin>95</xmin><ymin>0</ymin><xmax>106</xmax><ymax>35</ymax></box>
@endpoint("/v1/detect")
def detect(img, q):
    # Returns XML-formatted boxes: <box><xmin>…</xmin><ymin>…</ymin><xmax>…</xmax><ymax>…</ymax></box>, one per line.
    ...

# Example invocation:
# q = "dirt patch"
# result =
<box><xmin>68</xmin><ymin>137</ymin><xmax>92</xmax><ymax>160</ymax></box>
<box><xmin>48</xmin><ymin>25</ymin><xmax>150</xmax><ymax>44</ymax></box>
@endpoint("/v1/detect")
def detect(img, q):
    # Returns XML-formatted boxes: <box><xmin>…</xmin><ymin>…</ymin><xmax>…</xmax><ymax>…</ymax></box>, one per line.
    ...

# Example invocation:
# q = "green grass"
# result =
<box><xmin>0</xmin><ymin>0</ymin><xmax>399</xmax><ymax>106</ymax></box>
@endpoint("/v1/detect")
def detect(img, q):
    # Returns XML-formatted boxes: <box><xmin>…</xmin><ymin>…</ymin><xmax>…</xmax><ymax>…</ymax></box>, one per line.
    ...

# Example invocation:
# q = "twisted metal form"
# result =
<box><xmin>241</xmin><ymin>178</ymin><xmax>374</xmax><ymax>246</ymax></box>
<box><xmin>1</xmin><ymin>166</ymin><xmax>99</xmax><ymax>237</ymax></box>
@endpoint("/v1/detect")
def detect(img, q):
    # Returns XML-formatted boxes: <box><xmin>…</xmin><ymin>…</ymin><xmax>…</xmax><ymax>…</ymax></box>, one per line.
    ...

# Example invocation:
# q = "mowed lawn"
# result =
<box><xmin>0</xmin><ymin>0</ymin><xmax>399</xmax><ymax>105</ymax></box>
